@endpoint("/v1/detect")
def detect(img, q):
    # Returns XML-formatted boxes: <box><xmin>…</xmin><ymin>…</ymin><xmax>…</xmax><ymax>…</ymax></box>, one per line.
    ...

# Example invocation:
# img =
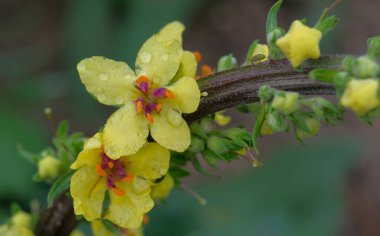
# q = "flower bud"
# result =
<box><xmin>220</xmin><ymin>128</ymin><xmax>251</xmax><ymax>148</ymax></box>
<box><xmin>38</xmin><ymin>155</ymin><xmax>61</xmax><ymax>179</ymax></box>
<box><xmin>368</xmin><ymin>36</ymin><xmax>380</xmax><ymax>57</ymax></box>
<box><xmin>189</xmin><ymin>136</ymin><xmax>205</xmax><ymax>153</ymax></box>
<box><xmin>272</xmin><ymin>92</ymin><xmax>300</xmax><ymax>115</ymax></box>
<box><xmin>206</xmin><ymin>136</ymin><xmax>240</xmax><ymax>155</ymax></box>
<box><xmin>214</xmin><ymin>111</ymin><xmax>231</xmax><ymax>126</ymax></box>
<box><xmin>296</xmin><ymin>117</ymin><xmax>320</xmax><ymax>138</ymax></box>
<box><xmin>260</xmin><ymin>119</ymin><xmax>273</xmax><ymax>135</ymax></box>
<box><xmin>267</xmin><ymin>110</ymin><xmax>288</xmax><ymax>132</ymax></box>
<box><xmin>11</xmin><ymin>212</ymin><xmax>32</xmax><ymax>228</ymax></box>
<box><xmin>258</xmin><ymin>85</ymin><xmax>275</xmax><ymax>101</ymax></box>
<box><xmin>352</xmin><ymin>56</ymin><xmax>380</xmax><ymax>78</ymax></box>
<box><xmin>217</xmin><ymin>54</ymin><xmax>238</xmax><ymax>72</ymax></box>
<box><xmin>340</xmin><ymin>78</ymin><xmax>380</xmax><ymax>116</ymax></box>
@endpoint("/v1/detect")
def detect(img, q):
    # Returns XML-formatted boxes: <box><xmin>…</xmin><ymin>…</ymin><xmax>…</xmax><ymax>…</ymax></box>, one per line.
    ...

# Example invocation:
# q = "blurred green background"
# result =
<box><xmin>1</xmin><ymin>0</ymin><xmax>379</xmax><ymax>235</ymax></box>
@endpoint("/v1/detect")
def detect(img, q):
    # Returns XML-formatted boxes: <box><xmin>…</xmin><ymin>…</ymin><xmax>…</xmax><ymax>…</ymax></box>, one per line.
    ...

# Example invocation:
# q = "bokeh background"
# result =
<box><xmin>1</xmin><ymin>0</ymin><xmax>380</xmax><ymax>235</ymax></box>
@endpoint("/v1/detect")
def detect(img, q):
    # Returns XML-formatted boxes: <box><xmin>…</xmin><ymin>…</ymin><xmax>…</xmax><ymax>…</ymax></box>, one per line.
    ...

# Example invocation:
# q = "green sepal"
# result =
<box><xmin>309</xmin><ymin>68</ymin><xmax>338</xmax><ymax>83</ymax></box>
<box><xmin>47</xmin><ymin>169</ymin><xmax>75</xmax><ymax>207</ymax></box>
<box><xmin>188</xmin><ymin>136</ymin><xmax>206</xmax><ymax>153</ymax></box>
<box><xmin>267</xmin><ymin>110</ymin><xmax>288</xmax><ymax>132</ymax></box>
<box><xmin>252</xmin><ymin>102</ymin><xmax>268</xmax><ymax>155</ymax></box>
<box><xmin>217</xmin><ymin>54</ymin><xmax>238</xmax><ymax>72</ymax></box>
<box><xmin>315</xmin><ymin>15</ymin><xmax>339</xmax><ymax>35</ymax></box>
<box><xmin>101</xmin><ymin>190</ymin><xmax>111</xmax><ymax>217</ymax></box>
<box><xmin>244</xmin><ymin>40</ymin><xmax>258</xmax><ymax>65</ymax></box>
<box><xmin>266</xmin><ymin>0</ymin><xmax>284</xmax><ymax>59</ymax></box>
<box><xmin>102</xmin><ymin>219</ymin><xmax>121</xmax><ymax>235</ymax></box>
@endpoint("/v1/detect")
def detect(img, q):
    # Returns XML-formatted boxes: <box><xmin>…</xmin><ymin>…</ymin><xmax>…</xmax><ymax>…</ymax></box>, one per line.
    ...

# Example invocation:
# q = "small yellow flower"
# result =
<box><xmin>77</xmin><ymin>22</ymin><xmax>200</xmax><ymax>159</ymax></box>
<box><xmin>91</xmin><ymin>220</ymin><xmax>144</xmax><ymax>236</ymax></box>
<box><xmin>252</xmin><ymin>44</ymin><xmax>269</xmax><ymax>62</ymax></box>
<box><xmin>276</xmin><ymin>20</ymin><xmax>322</xmax><ymax>67</ymax></box>
<box><xmin>70</xmin><ymin>133</ymin><xmax>170</xmax><ymax>228</ymax></box>
<box><xmin>214</xmin><ymin>111</ymin><xmax>231</xmax><ymax>126</ymax></box>
<box><xmin>272</xmin><ymin>92</ymin><xmax>300</xmax><ymax>115</ymax></box>
<box><xmin>340</xmin><ymin>79</ymin><xmax>380</xmax><ymax>116</ymax></box>
<box><xmin>0</xmin><ymin>211</ymin><xmax>34</xmax><ymax>236</ymax></box>
<box><xmin>151</xmin><ymin>174</ymin><xmax>174</xmax><ymax>200</ymax></box>
<box><xmin>38</xmin><ymin>155</ymin><xmax>61</xmax><ymax>179</ymax></box>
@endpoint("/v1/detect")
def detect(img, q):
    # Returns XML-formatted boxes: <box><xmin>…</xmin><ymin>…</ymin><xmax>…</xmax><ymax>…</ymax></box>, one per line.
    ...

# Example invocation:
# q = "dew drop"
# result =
<box><xmin>132</xmin><ymin>177</ymin><xmax>149</xmax><ymax>194</ymax></box>
<box><xmin>97</xmin><ymin>93</ymin><xmax>106</xmax><ymax>102</ymax></box>
<box><xmin>144</xmin><ymin>200</ymin><xmax>154</xmax><ymax>211</ymax></box>
<box><xmin>161</xmin><ymin>54</ymin><xmax>168</xmax><ymax>61</ymax></box>
<box><xmin>140</xmin><ymin>52</ymin><xmax>152</xmax><ymax>63</ymax></box>
<box><xmin>166</xmin><ymin>109</ymin><xmax>182</xmax><ymax>127</ymax></box>
<box><xmin>98</xmin><ymin>72</ymin><xmax>109</xmax><ymax>81</ymax></box>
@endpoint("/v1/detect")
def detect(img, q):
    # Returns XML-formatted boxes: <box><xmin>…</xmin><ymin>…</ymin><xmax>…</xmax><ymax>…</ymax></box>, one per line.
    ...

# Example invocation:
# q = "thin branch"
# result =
<box><xmin>35</xmin><ymin>55</ymin><xmax>343</xmax><ymax>235</ymax></box>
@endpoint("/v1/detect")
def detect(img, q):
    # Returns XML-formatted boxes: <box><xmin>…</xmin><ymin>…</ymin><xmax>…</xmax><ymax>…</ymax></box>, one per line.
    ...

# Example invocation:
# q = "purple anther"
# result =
<box><xmin>114</xmin><ymin>161</ymin><xmax>127</xmax><ymax>179</ymax></box>
<box><xmin>138</xmin><ymin>81</ymin><xmax>150</xmax><ymax>94</ymax></box>
<box><xmin>145</xmin><ymin>103</ymin><xmax>157</xmax><ymax>114</ymax></box>
<box><xmin>106</xmin><ymin>174</ymin><xmax>116</xmax><ymax>188</ymax></box>
<box><xmin>152</xmin><ymin>88</ymin><xmax>166</xmax><ymax>98</ymax></box>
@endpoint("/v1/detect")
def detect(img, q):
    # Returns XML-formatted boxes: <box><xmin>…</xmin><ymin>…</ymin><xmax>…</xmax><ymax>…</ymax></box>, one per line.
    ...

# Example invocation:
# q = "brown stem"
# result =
<box><xmin>35</xmin><ymin>55</ymin><xmax>343</xmax><ymax>235</ymax></box>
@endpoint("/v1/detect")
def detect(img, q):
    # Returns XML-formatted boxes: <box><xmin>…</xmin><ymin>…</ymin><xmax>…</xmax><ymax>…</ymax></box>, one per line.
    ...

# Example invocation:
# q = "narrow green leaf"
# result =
<box><xmin>47</xmin><ymin>170</ymin><xmax>75</xmax><ymax>207</ymax></box>
<box><xmin>102</xmin><ymin>219</ymin><xmax>120</xmax><ymax>235</ymax></box>
<box><xmin>101</xmin><ymin>191</ymin><xmax>111</xmax><ymax>217</ymax></box>
<box><xmin>252</xmin><ymin>103</ymin><xmax>268</xmax><ymax>155</ymax></box>
<box><xmin>309</xmin><ymin>68</ymin><xmax>338</xmax><ymax>83</ymax></box>
<box><xmin>17</xmin><ymin>144</ymin><xmax>40</xmax><ymax>164</ymax></box>
<box><xmin>266</xmin><ymin>0</ymin><xmax>283</xmax><ymax>34</ymax></box>
<box><xmin>245</xmin><ymin>40</ymin><xmax>258</xmax><ymax>64</ymax></box>
<box><xmin>190</xmin><ymin>156</ymin><xmax>213</xmax><ymax>176</ymax></box>
<box><xmin>315</xmin><ymin>15</ymin><xmax>339</xmax><ymax>35</ymax></box>
<box><xmin>56</xmin><ymin>120</ymin><xmax>69</xmax><ymax>139</ymax></box>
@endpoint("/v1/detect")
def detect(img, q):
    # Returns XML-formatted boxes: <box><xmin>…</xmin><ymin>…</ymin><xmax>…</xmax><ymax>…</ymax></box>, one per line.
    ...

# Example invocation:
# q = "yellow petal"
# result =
<box><xmin>172</xmin><ymin>51</ymin><xmax>197</xmax><ymax>82</ymax></box>
<box><xmin>166</xmin><ymin>76</ymin><xmax>200</xmax><ymax>113</ymax></box>
<box><xmin>91</xmin><ymin>221</ymin><xmax>115</xmax><ymax>236</ymax></box>
<box><xmin>70</xmin><ymin>148</ymin><xmax>101</xmax><ymax>170</ymax></box>
<box><xmin>77</xmin><ymin>56</ymin><xmax>139</xmax><ymax>105</ymax></box>
<box><xmin>150</xmin><ymin>107</ymin><xmax>191</xmax><ymax>152</ymax></box>
<box><xmin>103</xmin><ymin>103</ymin><xmax>149</xmax><ymax>159</ymax></box>
<box><xmin>71</xmin><ymin>166</ymin><xmax>106</xmax><ymax>221</ymax></box>
<box><xmin>106</xmin><ymin>182</ymin><xmax>154</xmax><ymax>228</ymax></box>
<box><xmin>84</xmin><ymin>133</ymin><xmax>102</xmax><ymax>150</ymax></box>
<box><xmin>159</xmin><ymin>21</ymin><xmax>185</xmax><ymax>43</ymax></box>
<box><xmin>340</xmin><ymin>79</ymin><xmax>380</xmax><ymax>116</ymax></box>
<box><xmin>135</xmin><ymin>35</ymin><xmax>182</xmax><ymax>86</ymax></box>
<box><xmin>151</xmin><ymin>174</ymin><xmax>174</xmax><ymax>200</ymax></box>
<box><xmin>125</xmin><ymin>142</ymin><xmax>170</xmax><ymax>180</ymax></box>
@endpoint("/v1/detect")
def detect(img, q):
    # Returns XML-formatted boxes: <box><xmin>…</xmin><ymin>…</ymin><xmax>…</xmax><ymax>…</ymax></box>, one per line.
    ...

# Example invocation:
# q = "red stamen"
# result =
<box><xmin>156</xmin><ymin>103</ymin><xmax>162</xmax><ymax>112</ymax></box>
<box><xmin>96</xmin><ymin>164</ymin><xmax>106</xmax><ymax>177</ymax></box>
<box><xmin>201</xmin><ymin>65</ymin><xmax>213</xmax><ymax>77</ymax></box>
<box><xmin>165</xmin><ymin>90</ymin><xmax>175</xmax><ymax>99</ymax></box>
<box><xmin>146</xmin><ymin>113</ymin><xmax>154</xmax><ymax>124</ymax></box>
<box><xmin>136</xmin><ymin>100</ymin><xmax>143</xmax><ymax>113</ymax></box>
<box><xmin>136</xmin><ymin>75</ymin><xmax>150</xmax><ymax>84</ymax></box>
<box><xmin>122</xmin><ymin>174</ymin><xmax>134</xmax><ymax>182</ymax></box>
<box><xmin>193</xmin><ymin>51</ymin><xmax>202</xmax><ymax>62</ymax></box>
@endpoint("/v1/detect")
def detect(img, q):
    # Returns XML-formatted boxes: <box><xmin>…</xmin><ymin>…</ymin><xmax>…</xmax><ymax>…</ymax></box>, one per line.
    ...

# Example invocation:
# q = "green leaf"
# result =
<box><xmin>17</xmin><ymin>144</ymin><xmax>40</xmax><ymax>164</ymax></box>
<box><xmin>266</xmin><ymin>0</ymin><xmax>282</xmax><ymax>34</ymax></box>
<box><xmin>101</xmin><ymin>191</ymin><xmax>111</xmax><ymax>217</ymax></box>
<box><xmin>268</xmin><ymin>110</ymin><xmax>288</xmax><ymax>132</ymax></box>
<box><xmin>252</xmin><ymin>103</ymin><xmax>268</xmax><ymax>155</ymax></box>
<box><xmin>56</xmin><ymin>120</ymin><xmax>69</xmax><ymax>139</ymax></box>
<box><xmin>102</xmin><ymin>219</ymin><xmax>121</xmax><ymax>235</ymax></box>
<box><xmin>244</xmin><ymin>40</ymin><xmax>258</xmax><ymax>64</ymax></box>
<box><xmin>190</xmin><ymin>156</ymin><xmax>213</xmax><ymax>176</ymax></box>
<box><xmin>309</xmin><ymin>68</ymin><xmax>338</xmax><ymax>83</ymax></box>
<box><xmin>10</xmin><ymin>203</ymin><xmax>22</xmax><ymax>215</ymax></box>
<box><xmin>47</xmin><ymin>169</ymin><xmax>75</xmax><ymax>207</ymax></box>
<box><xmin>315</xmin><ymin>15</ymin><xmax>339</xmax><ymax>35</ymax></box>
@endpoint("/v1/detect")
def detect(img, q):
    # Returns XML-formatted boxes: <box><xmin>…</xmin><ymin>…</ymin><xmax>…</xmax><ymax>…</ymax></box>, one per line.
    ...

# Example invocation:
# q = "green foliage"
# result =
<box><xmin>217</xmin><ymin>54</ymin><xmax>238</xmax><ymax>72</ymax></box>
<box><xmin>47</xmin><ymin>170</ymin><xmax>75</xmax><ymax>207</ymax></box>
<box><xmin>368</xmin><ymin>36</ymin><xmax>380</xmax><ymax>57</ymax></box>
<box><xmin>315</xmin><ymin>15</ymin><xmax>339</xmax><ymax>35</ymax></box>
<box><xmin>266</xmin><ymin>0</ymin><xmax>285</xmax><ymax>59</ymax></box>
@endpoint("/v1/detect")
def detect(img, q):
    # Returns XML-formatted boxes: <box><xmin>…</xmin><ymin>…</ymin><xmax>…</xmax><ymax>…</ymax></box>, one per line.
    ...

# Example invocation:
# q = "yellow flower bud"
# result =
<box><xmin>297</xmin><ymin>118</ymin><xmax>321</xmax><ymax>138</ymax></box>
<box><xmin>340</xmin><ymin>79</ymin><xmax>380</xmax><ymax>116</ymax></box>
<box><xmin>151</xmin><ymin>174</ymin><xmax>174</xmax><ymax>200</ymax></box>
<box><xmin>260</xmin><ymin>119</ymin><xmax>273</xmax><ymax>135</ymax></box>
<box><xmin>214</xmin><ymin>111</ymin><xmax>231</xmax><ymax>126</ymax></box>
<box><xmin>272</xmin><ymin>92</ymin><xmax>300</xmax><ymax>115</ymax></box>
<box><xmin>11</xmin><ymin>212</ymin><xmax>32</xmax><ymax>228</ymax></box>
<box><xmin>252</xmin><ymin>44</ymin><xmax>269</xmax><ymax>62</ymax></box>
<box><xmin>276</xmin><ymin>20</ymin><xmax>322</xmax><ymax>67</ymax></box>
<box><xmin>38</xmin><ymin>155</ymin><xmax>61</xmax><ymax>179</ymax></box>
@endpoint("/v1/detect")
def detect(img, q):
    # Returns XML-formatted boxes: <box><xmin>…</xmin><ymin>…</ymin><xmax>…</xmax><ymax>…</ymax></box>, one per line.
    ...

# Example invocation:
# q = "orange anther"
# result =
<box><xmin>136</xmin><ymin>75</ymin><xmax>150</xmax><ymax>84</ymax></box>
<box><xmin>107</xmin><ymin>162</ymin><xmax>114</xmax><ymax>169</ymax></box>
<box><xmin>96</xmin><ymin>164</ymin><xmax>106</xmax><ymax>177</ymax></box>
<box><xmin>201</xmin><ymin>65</ymin><xmax>213</xmax><ymax>77</ymax></box>
<box><xmin>136</xmin><ymin>100</ymin><xmax>143</xmax><ymax>113</ymax></box>
<box><xmin>165</xmin><ymin>90</ymin><xmax>175</xmax><ymax>99</ymax></box>
<box><xmin>193</xmin><ymin>51</ymin><xmax>202</xmax><ymax>62</ymax></box>
<box><xmin>122</xmin><ymin>174</ymin><xmax>134</xmax><ymax>182</ymax></box>
<box><xmin>156</xmin><ymin>103</ymin><xmax>162</xmax><ymax>112</ymax></box>
<box><xmin>111</xmin><ymin>187</ymin><xmax>125</xmax><ymax>196</ymax></box>
<box><xmin>146</xmin><ymin>113</ymin><xmax>154</xmax><ymax>124</ymax></box>
<box><xmin>143</xmin><ymin>214</ymin><xmax>150</xmax><ymax>225</ymax></box>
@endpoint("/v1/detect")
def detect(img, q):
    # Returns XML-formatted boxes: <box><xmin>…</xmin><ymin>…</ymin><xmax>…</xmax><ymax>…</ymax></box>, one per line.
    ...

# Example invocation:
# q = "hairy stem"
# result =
<box><xmin>35</xmin><ymin>55</ymin><xmax>343</xmax><ymax>235</ymax></box>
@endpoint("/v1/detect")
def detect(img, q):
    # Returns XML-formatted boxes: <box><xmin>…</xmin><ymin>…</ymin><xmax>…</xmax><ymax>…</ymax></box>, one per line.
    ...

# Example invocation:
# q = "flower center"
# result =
<box><xmin>134</xmin><ymin>75</ymin><xmax>175</xmax><ymax>124</ymax></box>
<box><xmin>95</xmin><ymin>151</ymin><xmax>134</xmax><ymax>196</ymax></box>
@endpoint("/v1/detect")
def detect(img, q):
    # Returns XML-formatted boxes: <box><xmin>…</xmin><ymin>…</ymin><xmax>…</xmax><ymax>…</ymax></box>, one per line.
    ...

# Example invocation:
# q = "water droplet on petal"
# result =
<box><xmin>124</xmin><ymin>74</ymin><xmax>133</xmax><ymax>80</ymax></box>
<box><xmin>115</xmin><ymin>96</ymin><xmax>124</xmax><ymax>105</ymax></box>
<box><xmin>144</xmin><ymin>200</ymin><xmax>154</xmax><ymax>211</ymax></box>
<box><xmin>99</xmin><ymin>73</ymin><xmax>109</xmax><ymax>81</ymax></box>
<box><xmin>111</xmin><ymin>113</ymin><xmax>122</xmax><ymax>124</ymax></box>
<box><xmin>161</xmin><ymin>54</ymin><xmax>168</xmax><ymax>61</ymax></box>
<box><xmin>132</xmin><ymin>177</ymin><xmax>150</xmax><ymax>194</ymax></box>
<box><xmin>140</xmin><ymin>52</ymin><xmax>152</xmax><ymax>63</ymax></box>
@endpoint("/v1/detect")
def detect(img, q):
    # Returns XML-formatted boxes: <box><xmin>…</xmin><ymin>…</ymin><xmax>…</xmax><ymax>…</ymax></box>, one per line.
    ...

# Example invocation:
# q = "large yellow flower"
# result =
<box><xmin>70</xmin><ymin>133</ymin><xmax>170</xmax><ymax>228</ymax></box>
<box><xmin>91</xmin><ymin>220</ymin><xmax>144</xmax><ymax>236</ymax></box>
<box><xmin>340</xmin><ymin>79</ymin><xmax>380</xmax><ymax>116</ymax></box>
<box><xmin>276</xmin><ymin>20</ymin><xmax>322</xmax><ymax>67</ymax></box>
<box><xmin>77</xmin><ymin>22</ymin><xmax>200</xmax><ymax>159</ymax></box>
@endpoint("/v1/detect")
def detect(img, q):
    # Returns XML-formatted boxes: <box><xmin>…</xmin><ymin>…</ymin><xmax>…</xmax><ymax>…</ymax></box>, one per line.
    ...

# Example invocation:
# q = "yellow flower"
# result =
<box><xmin>77</xmin><ymin>22</ymin><xmax>200</xmax><ymax>159</ymax></box>
<box><xmin>70</xmin><ymin>133</ymin><xmax>170</xmax><ymax>228</ymax></box>
<box><xmin>276</xmin><ymin>20</ymin><xmax>322</xmax><ymax>67</ymax></box>
<box><xmin>340</xmin><ymin>79</ymin><xmax>380</xmax><ymax>116</ymax></box>
<box><xmin>91</xmin><ymin>220</ymin><xmax>144</xmax><ymax>236</ymax></box>
<box><xmin>214</xmin><ymin>111</ymin><xmax>231</xmax><ymax>126</ymax></box>
<box><xmin>151</xmin><ymin>174</ymin><xmax>174</xmax><ymax>200</ymax></box>
<box><xmin>0</xmin><ymin>211</ymin><xmax>34</xmax><ymax>236</ymax></box>
<box><xmin>252</xmin><ymin>44</ymin><xmax>269</xmax><ymax>62</ymax></box>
